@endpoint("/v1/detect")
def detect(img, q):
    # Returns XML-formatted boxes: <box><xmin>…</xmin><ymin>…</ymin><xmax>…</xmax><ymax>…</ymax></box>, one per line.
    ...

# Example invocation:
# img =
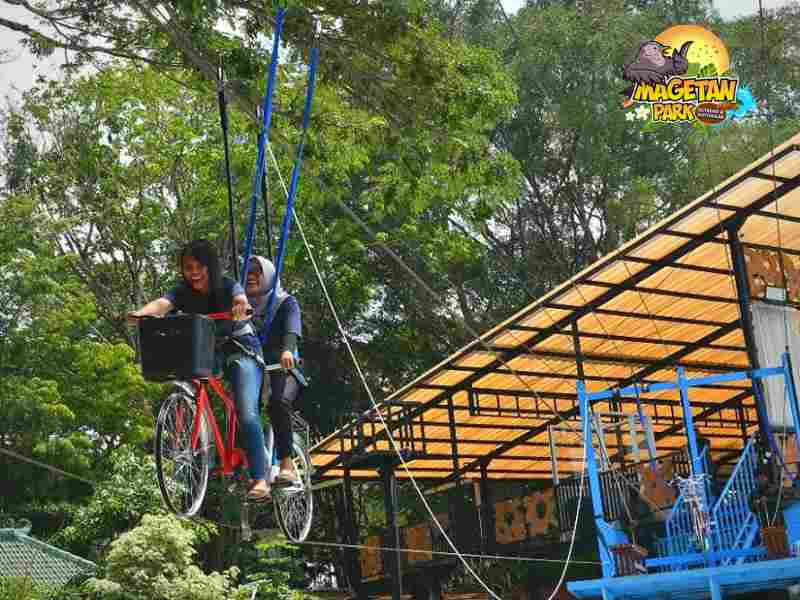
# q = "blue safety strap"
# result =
<box><xmin>259</xmin><ymin>46</ymin><xmax>319</xmax><ymax>344</ymax></box>
<box><xmin>239</xmin><ymin>8</ymin><xmax>285</xmax><ymax>288</ymax></box>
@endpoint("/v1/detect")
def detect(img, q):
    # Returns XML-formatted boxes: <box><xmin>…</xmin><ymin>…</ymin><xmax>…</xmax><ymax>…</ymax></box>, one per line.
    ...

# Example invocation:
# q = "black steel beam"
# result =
<box><xmin>438</xmin><ymin>320</ymin><xmax>743</xmax><ymax>481</ymax></box>
<box><xmin>662</xmin><ymin>229</ymin><xmax>728</xmax><ymax>243</ymax></box>
<box><xmin>508</xmin><ymin>325</ymin><xmax>744</xmax><ymax>352</ymax></box>
<box><xmin>729</xmin><ymin>226</ymin><xmax>773</xmax><ymax>439</ymax></box>
<box><xmin>743</xmin><ymin>241</ymin><xmax>800</xmax><ymax>262</ymax></box>
<box><xmin>446</xmin><ymin>365</ymin><xmax>749</xmax><ymax>391</ymax></box>
<box><xmin>316</xmin><ymin>162</ymin><xmax>800</xmax><ymax>477</ymax></box>
<box><xmin>464</xmin><ymin>388</ymin><xmax>748</xmax><ymax>413</ymax></box>
<box><xmin>447</xmin><ymin>395</ymin><xmax>459</xmax><ymax>476</ymax></box>
<box><xmin>749</xmin><ymin>172</ymin><xmax>795</xmax><ymax>185</ymax></box>
<box><xmin>621</xmin><ymin>255</ymin><xmax>732</xmax><ymax>276</ymax></box>
<box><xmin>547</xmin><ymin>305</ymin><xmax>735</xmax><ymax>328</ymax></box>
<box><xmin>712</xmin><ymin>202</ymin><xmax>800</xmax><ymax>225</ymax></box>
<box><xmin>652</xmin><ymin>390</ymin><xmax>753</xmax><ymax>441</ymax></box>
<box><xmin>583</xmin><ymin>280</ymin><xmax>738</xmax><ymax>305</ymax></box>
<box><xmin>476</xmin><ymin>347</ymin><xmax>746</xmax><ymax>372</ymax></box>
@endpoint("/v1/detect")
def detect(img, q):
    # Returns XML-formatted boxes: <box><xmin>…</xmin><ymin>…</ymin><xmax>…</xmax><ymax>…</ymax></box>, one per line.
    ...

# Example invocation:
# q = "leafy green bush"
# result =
<box><xmin>51</xmin><ymin>445</ymin><xmax>163</xmax><ymax>559</ymax></box>
<box><xmin>84</xmin><ymin>514</ymin><xmax>241</xmax><ymax>600</ymax></box>
<box><xmin>0</xmin><ymin>577</ymin><xmax>53</xmax><ymax>600</ymax></box>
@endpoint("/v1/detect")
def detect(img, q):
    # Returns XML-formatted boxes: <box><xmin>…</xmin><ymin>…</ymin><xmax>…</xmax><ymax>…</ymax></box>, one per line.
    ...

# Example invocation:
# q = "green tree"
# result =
<box><xmin>50</xmin><ymin>446</ymin><xmax>163</xmax><ymax>560</ymax></box>
<box><xmin>85</xmin><ymin>514</ymin><xmax>242</xmax><ymax>600</ymax></box>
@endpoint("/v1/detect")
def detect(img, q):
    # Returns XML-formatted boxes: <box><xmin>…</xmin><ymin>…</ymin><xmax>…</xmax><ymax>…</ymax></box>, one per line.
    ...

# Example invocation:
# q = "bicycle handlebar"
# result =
<box><xmin>129</xmin><ymin>310</ymin><xmax>253</xmax><ymax>321</ymax></box>
<box><xmin>200</xmin><ymin>310</ymin><xmax>255</xmax><ymax>320</ymax></box>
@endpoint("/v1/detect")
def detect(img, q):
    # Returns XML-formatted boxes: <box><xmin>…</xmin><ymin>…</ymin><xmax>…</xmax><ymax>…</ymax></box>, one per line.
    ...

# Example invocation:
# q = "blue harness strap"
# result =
<box><xmin>239</xmin><ymin>8</ymin><xmax>285</xmax><ymax>288</ymax></box>
<box><xmin>259</xmin><ymin>46</ymin><xmax>319</xmax><ymax>344</ymax></box>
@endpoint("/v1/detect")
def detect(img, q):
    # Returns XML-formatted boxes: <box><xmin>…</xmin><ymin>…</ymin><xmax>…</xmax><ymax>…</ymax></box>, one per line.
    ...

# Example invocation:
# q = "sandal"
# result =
<box><xmin>273</xmin><ymin>469</ymin><xmax>300</xmax><ymax>487</ymax></box>
<box><xmin>246</xmin><ymin>480</ymin><xmax>271</xmax><ymax>502</ymax></box>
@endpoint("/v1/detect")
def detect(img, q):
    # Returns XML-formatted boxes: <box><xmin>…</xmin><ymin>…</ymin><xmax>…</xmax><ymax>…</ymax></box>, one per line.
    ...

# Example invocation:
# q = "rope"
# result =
<box><xmin>238</xmin><ymin>7</ymin><xmax>285</xmax><ymax>288</ymax></box>
<box><xmin>217</xmin><ymin>57</ymin><xmax>239</xmax><ymax>281</ymax></box>
<box><xmin>0</xmin><ymin>447</ymin><xmax>95</xmax><ymax>486</ymax></box>
<box><xmin>0</xmin><ymin>445</ymin><xmax>598</xmax><ymax>574</ymax></box>
<box><xmin>267</xmin><ymin>142</ymin><xmax>510</xmax><ymax>599</ymax></box>
<box><xmin>756</xmin><ymin>0</ymin><xmax>794</xmax><ymax>525</ymax></box>
<box><xmin>293</xmin><ymin>539</ymin><xmax>601</xmax><ymax>565</ymax></box>
<box><xmin>287</xmin><ymin>187</ymin><xmax>502</xmax><ymax>599</ymax></box>
<box><xmin>264</xmin><ymin>142</ymin><xmax>587</xmax><ymax>443</ymax></box>
<box><xmin>259</xmin><ymin>46</ymin><xmax>319</xmax><ymax>345</ymax></box>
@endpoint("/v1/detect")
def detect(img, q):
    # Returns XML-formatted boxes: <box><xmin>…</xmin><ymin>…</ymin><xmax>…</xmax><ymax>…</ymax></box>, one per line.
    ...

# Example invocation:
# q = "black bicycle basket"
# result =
<box><xmin>138</xmin><ymin>314</ymin><xmax>215</xmax><ymax>381</ymax></box>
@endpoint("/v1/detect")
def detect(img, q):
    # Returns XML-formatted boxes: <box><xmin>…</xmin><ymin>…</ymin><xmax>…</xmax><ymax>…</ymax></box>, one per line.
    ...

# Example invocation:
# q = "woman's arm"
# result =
<box><xmin>126</xmin><ymin>297</ymin><xmax>173</xmax><ymax>321</ymax></box>
<box><xmin>279</xmin><ymin>297</ymin><xmax>302</xmax><ymax>369</ymax></box>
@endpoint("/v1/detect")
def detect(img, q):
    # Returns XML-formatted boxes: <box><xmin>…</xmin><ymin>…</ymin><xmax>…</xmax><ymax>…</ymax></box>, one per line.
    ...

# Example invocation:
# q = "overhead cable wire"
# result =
<box><xmin>265</xmin><ymin>143</ymin><xmax>505</xmax><ymax>600</ymax></box>
<box><xmin>0</xmin><ymin>448</ymin><xmax>95</xmax><ymax>487</ymax></box>
<box><xmin>295</xmin><ymin>521</ymin><xmax>601</xmax><ymax>565</ymax></box>
<box><xmin>755</xmin><ymin>0</ymin><xmax>794</xmax><ymax>524</ymax></box>
<box><xmin>2</xmin><ymin>444</ymin><xmax>598</xmax><ymax>572</ymax></box>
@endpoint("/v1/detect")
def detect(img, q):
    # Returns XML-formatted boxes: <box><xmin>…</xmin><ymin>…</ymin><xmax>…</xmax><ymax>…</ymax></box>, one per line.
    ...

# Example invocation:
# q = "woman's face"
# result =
<box><xmin>246</xmin><ymin>260</ymin><xmax>262</xmax><ymax>294</ymax></box>
<box><xmin>182</xmin><ymin>255</ymin><xmax>210</xmax><ymax>294</ymax></box>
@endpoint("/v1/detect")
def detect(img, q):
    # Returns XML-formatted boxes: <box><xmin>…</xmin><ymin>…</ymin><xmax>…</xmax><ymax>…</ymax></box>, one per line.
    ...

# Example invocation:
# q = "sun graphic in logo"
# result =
<box><xmin>655</xmin><ymin>24</ymin><xmax>729</xmax><ymax>75</ymax></box>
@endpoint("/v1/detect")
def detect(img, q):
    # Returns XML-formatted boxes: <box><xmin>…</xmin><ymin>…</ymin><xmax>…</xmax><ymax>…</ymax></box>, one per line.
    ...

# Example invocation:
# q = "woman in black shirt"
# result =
<box><xmin>128</xmin><ymin>240</ymin><xmax>270</xmax><ymax>501</ymax></box>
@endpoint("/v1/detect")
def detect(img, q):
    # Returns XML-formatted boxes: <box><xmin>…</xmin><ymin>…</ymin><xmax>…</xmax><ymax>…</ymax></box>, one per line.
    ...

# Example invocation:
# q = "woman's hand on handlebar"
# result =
<box><xmin>280</xmin><ymin>350</ymin><xmax>295</xmax><ymax>371</ymax></box>
<box><xmin>231</xmin><ymin>295</ymin><xmax>253</xmax><ymax>321</ymax></box>
<box><xmin>231</xmin><ymin>302</ymin><xmax>253</xmax><ymax>321</ymax></box>
<box><xmin>126</xmin><ymin>298</ymin><xmax>173</xmax><ymax>322</ymax></box>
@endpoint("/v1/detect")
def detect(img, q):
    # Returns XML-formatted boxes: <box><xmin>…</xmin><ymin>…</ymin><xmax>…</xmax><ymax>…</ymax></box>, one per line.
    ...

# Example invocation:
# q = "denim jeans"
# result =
<box><xmin>220</xmin><ymin>347</ymin><xmax>265</xmax><ymax>480</ymax></box>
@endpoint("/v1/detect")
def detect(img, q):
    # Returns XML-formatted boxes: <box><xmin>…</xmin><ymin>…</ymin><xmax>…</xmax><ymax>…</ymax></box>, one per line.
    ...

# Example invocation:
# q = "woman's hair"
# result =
<box><xmin>179</xmin><ymin>239</ymin><xmax>224</xmax><ymax>300</ymax></box>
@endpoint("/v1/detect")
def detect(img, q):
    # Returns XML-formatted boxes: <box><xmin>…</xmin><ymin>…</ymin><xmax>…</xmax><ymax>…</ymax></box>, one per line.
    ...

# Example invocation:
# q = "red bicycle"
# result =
<box><xmin>137</xmin><ymin>313</ymin><xmax>314</xmax><ymax>542</ymax></box>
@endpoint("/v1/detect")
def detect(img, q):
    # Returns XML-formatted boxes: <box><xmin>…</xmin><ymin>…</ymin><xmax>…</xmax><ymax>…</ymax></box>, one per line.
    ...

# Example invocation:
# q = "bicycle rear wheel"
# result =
<box><xmin>155</xmin><ymin>392</ymin><xmax>210</xmax><ymax>517</ymax></box>
<box><xmin>274</xmin><ymin>441</ymin><xmax>314</xmax><ymax>542</ymax></box>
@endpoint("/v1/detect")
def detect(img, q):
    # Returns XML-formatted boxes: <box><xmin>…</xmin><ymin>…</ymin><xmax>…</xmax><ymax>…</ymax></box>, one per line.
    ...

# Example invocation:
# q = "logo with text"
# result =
<box><xmin>621</xmin><ymin>25</ymin><xmax>756</xmax><ymax>129</ymax></box>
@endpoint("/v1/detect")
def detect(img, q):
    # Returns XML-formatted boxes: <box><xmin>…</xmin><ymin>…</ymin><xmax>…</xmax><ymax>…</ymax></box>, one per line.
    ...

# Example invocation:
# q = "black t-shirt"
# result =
<box><xmin>163</xmin><ymin>276</ymin><xmax>258</xmax><ymax>351</ymax></box>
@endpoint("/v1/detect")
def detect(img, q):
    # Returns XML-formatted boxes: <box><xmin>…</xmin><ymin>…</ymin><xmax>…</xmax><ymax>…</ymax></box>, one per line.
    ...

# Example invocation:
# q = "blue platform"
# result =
<box><xmin>567</xmin><ymin>556</ymin><xmax>800</xmax><ymax>599</ymax></box>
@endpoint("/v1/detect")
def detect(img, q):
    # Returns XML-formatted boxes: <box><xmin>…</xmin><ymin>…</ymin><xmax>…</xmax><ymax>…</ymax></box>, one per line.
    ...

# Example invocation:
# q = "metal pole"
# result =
<box><xmin>447</xmin><ymin>395</ymin><xmax>459</xmax><ymax>478</ymax></box>
<box><xmin>479</xmin><ymin>464</ymin><xmax>492</xmax><ymax>554</ymax></box>
<box><xmin>729</xmin><ymin>226</ymin><xmax>772</xmax><ymax>439</ymax></box>
<box><xmin>578</xmin><ymin>381</ymin><xmax>613</xmax><ymax>577</ymax></box>
<box><xmin>677</xmin><ymin>367</ymin><xmax>703</xmax><ymax>476</ymax></box>
<box><xmin>343</xmin><ymin>467</ymin><xmax>367</xmax><ymax>600</ymax></box>
<box><xmin>782</xmin><ymin>351</ymin><xmax>800</xmax><ymax>468</ymax></box>
<box><xmin>381</xmin><ymin>466</ymin><xmax>402</xmax><ymax>600</ymax></box>
<box><xmin>217</xmin><ymin>61</ymin><xmax>238</xmax><ymax>281</ymax></box>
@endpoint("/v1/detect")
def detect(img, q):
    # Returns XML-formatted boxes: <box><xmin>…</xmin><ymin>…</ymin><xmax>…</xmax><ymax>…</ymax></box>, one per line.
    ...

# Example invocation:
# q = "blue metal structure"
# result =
<box><xmin>569</xmin><ymin>353</ymin><xmax>800</xmax><ymax>599</ymax></box>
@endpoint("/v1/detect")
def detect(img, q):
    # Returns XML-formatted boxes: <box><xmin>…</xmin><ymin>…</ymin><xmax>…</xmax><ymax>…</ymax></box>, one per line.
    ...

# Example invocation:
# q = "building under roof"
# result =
<box><xmin>310</xmin><ymin>130</ymin><xmax>800</xmax><ymax>485</ymax></box>
<box><xmin>0</xmin><ymin>524</ymin><xmax>96</xmax><ymax>588</ymax></box>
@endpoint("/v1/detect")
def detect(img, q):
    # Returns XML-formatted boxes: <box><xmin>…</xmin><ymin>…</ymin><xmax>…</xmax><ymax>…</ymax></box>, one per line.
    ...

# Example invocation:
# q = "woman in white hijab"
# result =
<box><xmin>246</xmin><ymin>255</ymin><xmax>303</xmax><ymax>486</ymax></box>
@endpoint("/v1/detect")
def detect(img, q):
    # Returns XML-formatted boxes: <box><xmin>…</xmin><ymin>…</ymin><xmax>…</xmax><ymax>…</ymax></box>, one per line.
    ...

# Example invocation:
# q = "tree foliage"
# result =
<box><xmin>2</xmin><ymin>0</ymin><xmax>800</xmax><ymax>596</ymax></box>
<box><xmin>85</xmin><ymin>514</ymin><xmax>242</xmax><ymax>600</ymax></box>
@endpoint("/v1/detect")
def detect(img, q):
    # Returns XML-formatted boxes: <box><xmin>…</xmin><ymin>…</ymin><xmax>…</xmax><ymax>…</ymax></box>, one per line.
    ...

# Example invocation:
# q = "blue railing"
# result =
<box><xmin>659</xmin><ymin>436</ymin><xmax>760</xmax><ymax>571</ymax></box>
<box><xmin>662</xmin><ymin>493</ymin><xmax>700</xmax><ymax>565</ymax></box>
<box><xmin>662</xmin><ymin>448</ymin><xmax>711</xmax><ymax>567</ymax></box>
<box><xmin>710</xmin><ymin>435</ymin><xmax>759</xmax><ymax>560</ymax></box>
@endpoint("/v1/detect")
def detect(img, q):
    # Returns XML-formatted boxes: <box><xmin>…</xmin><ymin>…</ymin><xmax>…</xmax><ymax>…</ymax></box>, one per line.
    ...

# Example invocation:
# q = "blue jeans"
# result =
<box><xmin>220</xmin><ymin>348</ymin><xmax>265</xmax><ymax>480</ymax></box>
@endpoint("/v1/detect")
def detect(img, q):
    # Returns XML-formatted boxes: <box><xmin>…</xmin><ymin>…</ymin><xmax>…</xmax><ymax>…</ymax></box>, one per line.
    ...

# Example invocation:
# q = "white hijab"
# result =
<box><xmin>247</xmin><ymin>255</ymin><xmax>289</xmax><ymax>323</ymax></box>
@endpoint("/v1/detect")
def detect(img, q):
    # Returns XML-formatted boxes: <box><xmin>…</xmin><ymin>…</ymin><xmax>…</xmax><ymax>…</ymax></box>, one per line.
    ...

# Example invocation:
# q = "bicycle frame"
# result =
<box><xmin>190</xmin><ymin>376</ymin><xmax>247</xmax><ymax>476</ymax></box>
<box><xmin>186</xmin><ymin>376</ymin><xmax>282</xmax><ymax>478</ymax></box>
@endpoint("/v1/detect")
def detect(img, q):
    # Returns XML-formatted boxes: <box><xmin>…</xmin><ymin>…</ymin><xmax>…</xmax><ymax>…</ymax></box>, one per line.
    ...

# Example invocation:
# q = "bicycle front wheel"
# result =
<box><xmin>155</xmin><ymin>392</ymin><xmax>210</xmax><ymax>517</ymax></box>
<box><xmin>274</xmin><ymin>441</ymin><xmax>314</xmax><ymax>542</ymax></box>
